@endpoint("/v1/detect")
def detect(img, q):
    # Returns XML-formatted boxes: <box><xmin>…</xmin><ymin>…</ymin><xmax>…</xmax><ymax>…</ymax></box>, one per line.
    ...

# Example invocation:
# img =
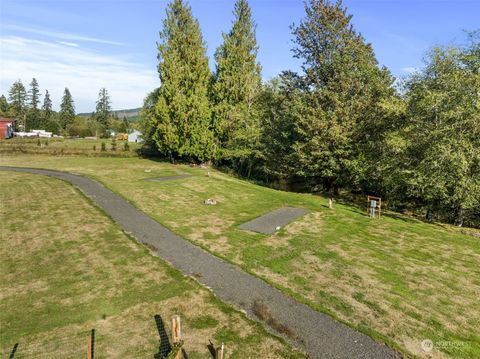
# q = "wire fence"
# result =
<box><xmin>1</xmin><ymin>316</ymin><xmax>224</xmax><ymax>359</ymax></box>
<box><xmin>1</xmin><ymin>331</ymin><xmax>87</xmax><ymax>359</ymax></box>
<box><xmin>1</xmin><ymin>335</ymin><xmax>157</xmax><ymax>359</ymax></box>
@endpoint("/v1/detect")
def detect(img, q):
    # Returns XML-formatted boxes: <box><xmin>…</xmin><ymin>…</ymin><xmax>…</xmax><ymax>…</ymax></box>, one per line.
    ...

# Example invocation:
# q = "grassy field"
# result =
<box><xmin>0</xmin><ymin>137</ymin><xmax>142</xmax><ymax>157</ymax></box>
<box><xmin>1</xmin><ymin>154</ymin><xmax>479</xmax><ymax>358</ymax></box>
<box><xmin>0</xmin><ymin>170</ymin><xmax>303</xmax><ymax>358</ymax></box>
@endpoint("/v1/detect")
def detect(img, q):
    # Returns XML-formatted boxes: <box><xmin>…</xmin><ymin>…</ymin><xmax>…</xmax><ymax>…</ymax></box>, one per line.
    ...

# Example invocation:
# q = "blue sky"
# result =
<box><xmin>0</xmin><ymin>0</ymin><xmax>478</xmax><ymax>112</ymax></box>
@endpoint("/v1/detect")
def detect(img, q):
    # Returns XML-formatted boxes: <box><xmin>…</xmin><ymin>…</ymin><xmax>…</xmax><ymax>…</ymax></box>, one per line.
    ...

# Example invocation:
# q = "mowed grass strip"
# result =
<box><xmin>0</xmin><ymin>171</ymin><xmax>304</xmax><ymax>359</ymax></box>
<box><xmin>1</xmin><ymin>154</ymin><xmax>480</xmax><ymax>358</ymax></box>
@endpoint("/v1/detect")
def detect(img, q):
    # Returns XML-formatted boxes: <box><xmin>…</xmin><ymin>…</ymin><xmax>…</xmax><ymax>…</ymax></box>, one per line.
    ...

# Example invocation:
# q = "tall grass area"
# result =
<box><xmin>0</xmin><ymin>171</ymin><xmax>303</xmax><ymax>359</ymax></box>
<box><xmin>1</xmin><ymin>155</ymin><xmax>479</xmax><ymax>358</ymax></box>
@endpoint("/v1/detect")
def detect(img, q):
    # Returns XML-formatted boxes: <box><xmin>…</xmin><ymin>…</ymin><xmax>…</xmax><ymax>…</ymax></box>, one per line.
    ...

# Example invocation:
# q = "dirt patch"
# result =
<box><xmin>252</xmin><ymin>300</ymin><xmax>297</xmax><ymax>340</ymax></box>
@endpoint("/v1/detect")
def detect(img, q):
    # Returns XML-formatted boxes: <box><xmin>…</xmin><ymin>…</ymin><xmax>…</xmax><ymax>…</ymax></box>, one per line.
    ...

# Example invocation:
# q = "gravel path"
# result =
<box><xmin>239</xmin><ymin>207</ymin><xmax>310</xmax><ymax>234</ymax></box>
<box><xmin>1</xmin><ymin>166</ymin><xmax>399</xmax><ymax>359</ymax></box>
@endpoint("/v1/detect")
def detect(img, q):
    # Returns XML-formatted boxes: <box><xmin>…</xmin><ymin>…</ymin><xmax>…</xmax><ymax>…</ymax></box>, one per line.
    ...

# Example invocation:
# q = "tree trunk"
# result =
<box><xmin>333</xmin><ymin>185</ymin><xmax>340</xmax><ymax>196</ymax></box>
<box><xmin>454</xmin><ymin>203</ymin><xmax>464</xmax><ymax>227</ymax></box>
<box><xmin>426</xmin><ymin>207</ymin><xmax>433</xmax><ymax>223</ymax></box>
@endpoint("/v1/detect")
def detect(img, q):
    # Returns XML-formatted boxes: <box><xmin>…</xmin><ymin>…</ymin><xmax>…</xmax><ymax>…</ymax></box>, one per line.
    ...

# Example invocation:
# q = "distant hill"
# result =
<box><xmin>78</xmin><ymin>107</ymin><xmax>142</xmax><ymax>121</ymax></box>
<box><xmin>113</xmin><ymin>108</ymin><xmax>141</xmax><ymax>119</ymax></box>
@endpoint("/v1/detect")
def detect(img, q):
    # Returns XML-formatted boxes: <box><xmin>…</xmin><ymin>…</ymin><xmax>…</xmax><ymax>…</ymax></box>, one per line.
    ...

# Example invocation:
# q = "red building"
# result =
<box><xmin>0</xmin><ymin>118</ymin><xmax>16</xmax><ymax>139</ymax></box>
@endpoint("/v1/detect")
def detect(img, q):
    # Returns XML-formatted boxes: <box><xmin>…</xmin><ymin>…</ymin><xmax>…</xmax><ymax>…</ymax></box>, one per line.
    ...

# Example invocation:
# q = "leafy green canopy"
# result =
<box><xmin>390</xmin><ymin>36</ymin><xmax>480</xmax><ymax>226</ymax></box>
<box><xmin>262</xmin><ymin>0</ymin><xmax>396</xmax><ymax>192</ymax></box>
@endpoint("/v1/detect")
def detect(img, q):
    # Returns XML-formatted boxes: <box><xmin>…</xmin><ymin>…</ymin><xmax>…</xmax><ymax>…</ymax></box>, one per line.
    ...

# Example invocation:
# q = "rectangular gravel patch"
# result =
<box><xmin>144</xmin><ymin>175</ymin><xmax>192</xmax><ymax>182</ymax></box>
<box><xmin>238</xmin><ymin>207</ymin><xmax>310</xmax><ymax>234</ymax></box>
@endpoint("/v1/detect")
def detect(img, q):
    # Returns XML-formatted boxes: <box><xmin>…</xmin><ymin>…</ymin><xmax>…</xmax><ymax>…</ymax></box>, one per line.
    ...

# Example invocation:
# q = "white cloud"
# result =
<box><xmin>0</xmin><ymin>36</ymin><xmax>158</xmax><ymax>112</ymax></box>
<box><xmin>56</xmin><ymin>41</ymin><xmax>80</xmax><ymax>47</ymax></box>
<box><xmin>3</xmin><ymin>24</ymin><xmax>125</xmax><ymax>46</ymax></box>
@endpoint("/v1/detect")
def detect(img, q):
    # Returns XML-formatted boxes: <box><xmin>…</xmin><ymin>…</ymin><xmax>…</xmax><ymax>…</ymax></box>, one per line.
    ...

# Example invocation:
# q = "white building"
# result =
<box><xmin>128</xmin><ymin>130</ymin><xmax>143</xmax><ymax>143</ymax></box>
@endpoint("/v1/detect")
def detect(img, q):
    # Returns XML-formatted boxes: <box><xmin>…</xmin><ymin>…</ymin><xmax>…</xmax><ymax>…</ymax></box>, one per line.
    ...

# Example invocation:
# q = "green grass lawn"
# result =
<box><xmin>1</xmin><ymin>153</ymin><xmax>479</xmax><ymax>358</ymax></box>
<box><xmin>0</xmin><ymin>170</ymin><xmax>303</xmax><ymax>359</ymax></box>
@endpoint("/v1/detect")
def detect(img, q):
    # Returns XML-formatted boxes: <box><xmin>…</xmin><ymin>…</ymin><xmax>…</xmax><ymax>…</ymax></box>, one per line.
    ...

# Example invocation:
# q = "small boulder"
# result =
<box><xmin>204</xmin><ymin>198</ymin><xmax>217</xmax><ymax>205</ymax></box>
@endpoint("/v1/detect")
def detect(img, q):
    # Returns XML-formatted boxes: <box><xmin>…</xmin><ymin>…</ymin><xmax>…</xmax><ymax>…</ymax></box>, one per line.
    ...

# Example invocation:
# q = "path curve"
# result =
<box><xmin>1</xmin><ymin>166</ymin><xmax>400</xmax><ymax>359</ymax></box>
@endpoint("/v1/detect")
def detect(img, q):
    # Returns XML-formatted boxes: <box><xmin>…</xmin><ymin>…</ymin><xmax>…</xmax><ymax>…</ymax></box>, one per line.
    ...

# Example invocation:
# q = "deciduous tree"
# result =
<box><xmin>394</xmin><ymin>40</ymin><xmax>480</xmax><ymax>226</ymax></box>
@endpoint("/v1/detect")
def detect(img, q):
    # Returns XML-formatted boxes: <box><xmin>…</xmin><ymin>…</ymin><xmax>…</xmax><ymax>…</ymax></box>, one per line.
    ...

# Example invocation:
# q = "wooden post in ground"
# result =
<box><xmin>87</xmin><ymin>334</ymin><xmax>92</xmax><ymax>359</ymax></box>
<box><xmin>171</xmin><ymin>316</ymin><xmax>182</xmax><ymax>359</ymax></box>
<box><xmin>87</xmin><ymin>329</ymin><xmax>95</xmax><ymax>359</ymax></box>
<box><xmin>216</xmin><ymin>343</ymin><xmax>224</xmax><ymax>359</ymax></box>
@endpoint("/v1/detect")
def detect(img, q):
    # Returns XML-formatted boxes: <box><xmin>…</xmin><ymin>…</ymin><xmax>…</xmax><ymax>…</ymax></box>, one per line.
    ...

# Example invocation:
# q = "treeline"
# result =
<box><xmin>1</xmin><ymin>82</ymin><xmax>131</xmax><ymax>137</ymax></box>
<box><xmin>140</xmin><ymin>0</ymin><xmax>479</xmax><ymax>227</ymax></box>
<box><xmin>134</xmin><ymin>0</ymin><xmax>477</xmax><ymax>226</ymax></box>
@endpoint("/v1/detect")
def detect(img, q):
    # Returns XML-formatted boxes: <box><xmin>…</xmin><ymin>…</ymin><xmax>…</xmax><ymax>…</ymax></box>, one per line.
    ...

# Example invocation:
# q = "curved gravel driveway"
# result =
<box><xmin>1</xmin><ymin>166</ymin><xmax>400</xmax><ymax>359</ymax></box>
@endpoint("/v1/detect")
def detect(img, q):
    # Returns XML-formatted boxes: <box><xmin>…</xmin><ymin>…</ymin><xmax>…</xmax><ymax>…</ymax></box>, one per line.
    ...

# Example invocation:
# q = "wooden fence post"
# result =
<box><xmin>171</xmin><ymin>316</ymin><xmax>182</xmax><ymax>359</ymax></box>
<box><xmin>87</xmin><ymin>334</ymin><xmax>92</xmax><ymax>359</ymax></box>
<box><xmin>86</xmin><ymin>329</ymin><xmax>94</xmax><ymax>359</ymax></box>
<box><xmin>216</xmin><ymin>343</ymin><xmax>224</xmax><ymax>359</ymax></box>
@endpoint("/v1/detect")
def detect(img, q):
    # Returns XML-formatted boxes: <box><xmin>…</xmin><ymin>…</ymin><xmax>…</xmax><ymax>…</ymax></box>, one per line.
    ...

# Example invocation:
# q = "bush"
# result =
<box><xmin>37</xmin><ymin>138</ymin><xmax>41</xmax><ymax>146</ymax></box>
<box><xmin>123</xmin><ymin>142</ymin><xmax>130</xmax><ymax>151</ymax></box>
<box><xmin>45</xmin><ymin>139</ymin><xmax>49</xmax><ymax>146</ymax></box>
<box><xmin>111</xmin><ymin>138</ymin><xmax>117</xmax><ymax>151</ymax></box>
<box><xmin>93</xmin><ymin>145</ymin><xmax>96</xmax><ymax>151</ymax></box>
<box><xmin>101</xmin><ymin>142</ymin><xmax>106</xmax><ymax>151</ymax></box>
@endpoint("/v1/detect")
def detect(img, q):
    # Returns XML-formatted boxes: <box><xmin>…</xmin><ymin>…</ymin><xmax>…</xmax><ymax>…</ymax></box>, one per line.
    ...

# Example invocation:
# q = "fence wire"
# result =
<box><xmin>1</xmin><ymin>332</ymin><xmax>173</xmax><ymax>359</ymax></box>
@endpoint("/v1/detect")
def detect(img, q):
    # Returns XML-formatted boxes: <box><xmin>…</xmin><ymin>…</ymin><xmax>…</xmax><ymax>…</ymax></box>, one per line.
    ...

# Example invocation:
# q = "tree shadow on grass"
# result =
<box><xmin>9</xmin><ymin>343</ymin><xmax>18</xmax><ymax>359</ymax></box>
<box><xmin>207</xmin><ymin>340</ymin><xmax>216</xmax><ymax>358</ymax></box>
<box><xmin>154</xmin><ymin>314</ymin><xmax>171</xmax><ymax>359</ymax></box>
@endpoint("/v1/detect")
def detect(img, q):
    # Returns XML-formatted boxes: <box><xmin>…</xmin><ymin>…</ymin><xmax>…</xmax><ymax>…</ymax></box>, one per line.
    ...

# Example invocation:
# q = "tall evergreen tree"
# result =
<box><xmin>8</xmin><ymin>80</ymin><xmax>27</xmax><ymax>118</ymax></box>
<box><xmin>151</xmin><ymin>0</ymin><xmax>213</xmax><ymax>162</ymax></box>
<box><xmin>28</xmin><ymin>78</ymin><xmax>41</xmax><ymax>110</ymax></box>
<box><xmin>42</xmin><ymin>90</ymin><xmax>53</xmax><ymax>119</ymax></box>
<box><xmin>95</xmin><ymin>87</ymin><xmax>112</xmax><ymax>127</ymax></box>
<box><xmin>286</xmin><ymin>0</ymin><xmax>395</xmax><ymax>193</ymax></box>
<box><xmin>0</xmin><ymin>95</ymin><xmax>8</xmax><ymax>116</ymax></box>
<box><xmin>121</xmin><ymin>116</ymin><xmax>129</xmax><ymax>133</ymax></box>
<box><xmin>212</xmin><ymin>0</ymin><xmax>262</xmax><ymax>161</ymax></box>
<box><xmin>59</xmin><ymin>88</ymin><xmax>75</xmax><ymax>130</ymax></box>
<box><xmin>26</xmin><ymin>78</ymin><xmax>42</xmax><ymax>130</ymax></box>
